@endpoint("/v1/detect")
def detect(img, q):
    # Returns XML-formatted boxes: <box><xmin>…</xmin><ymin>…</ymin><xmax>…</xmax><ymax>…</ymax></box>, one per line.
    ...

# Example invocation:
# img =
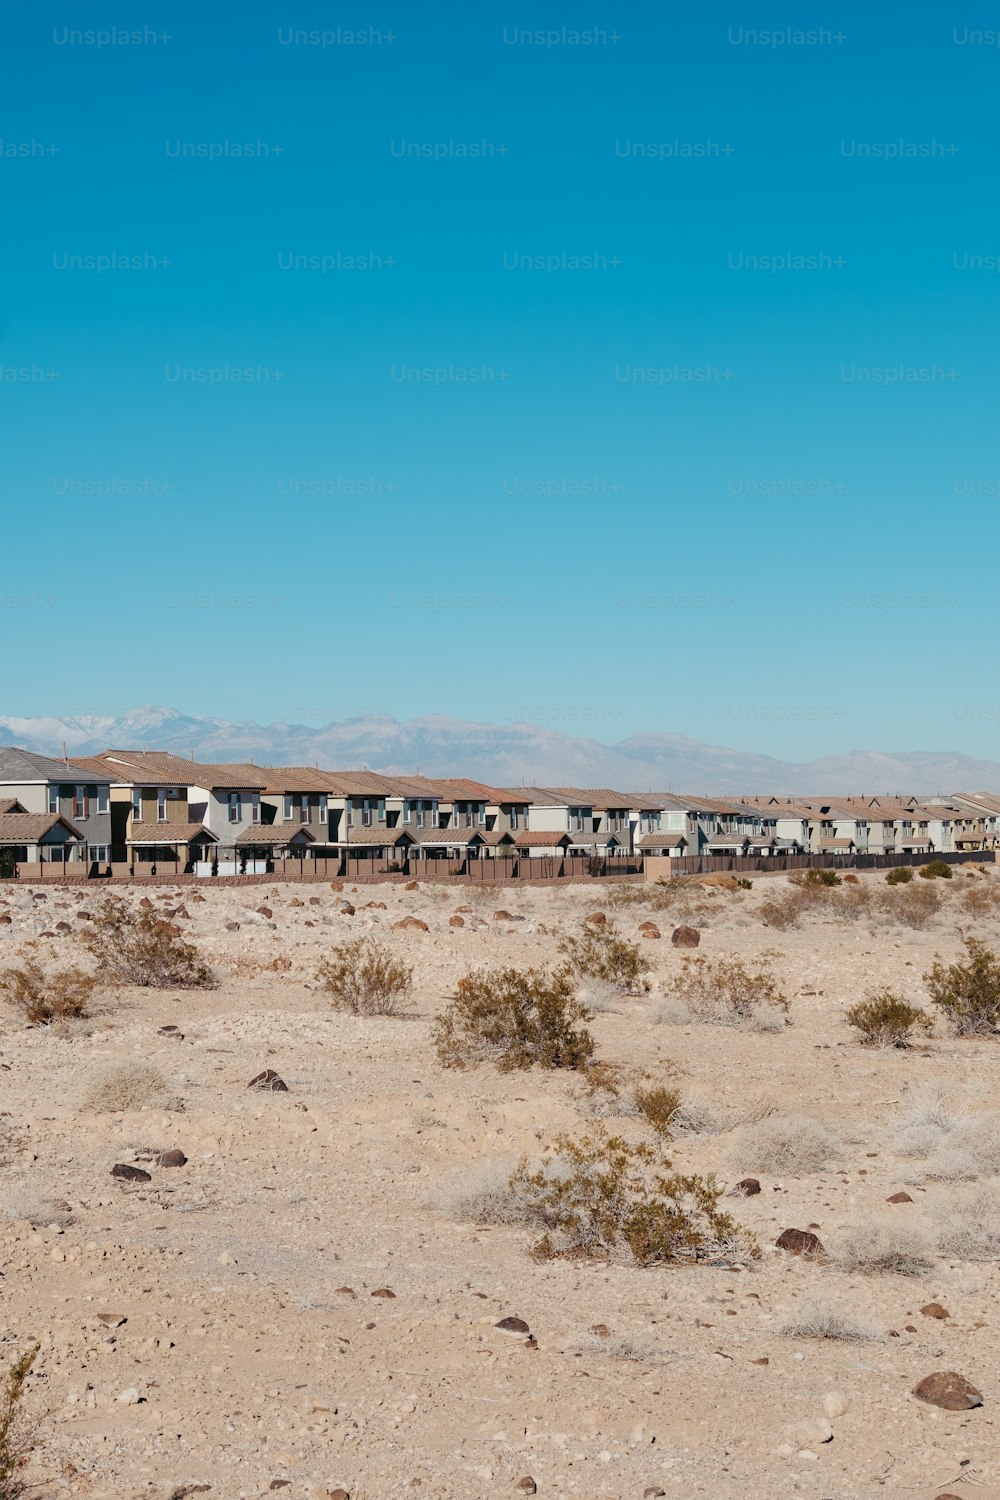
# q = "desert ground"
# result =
<box><xmin>1</xmin><ymin>867</ymin><xmax>999</xmax><ymax>1500</ymax></box>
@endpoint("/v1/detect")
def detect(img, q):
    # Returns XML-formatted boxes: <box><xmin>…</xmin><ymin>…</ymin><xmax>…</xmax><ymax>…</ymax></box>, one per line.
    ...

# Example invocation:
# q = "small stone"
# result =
<box><xmin>775</xmin><ymin>1227</ymin><xmax>824</xmax><ymax>1257</ymax></box>
<box><xmin>671</xmin><ymin>925</ymin><xmax>700</xmax><ymax>948</ymax></box>
<box><xmin>732</xmin><ymin>1178</ymin><xmax>761</xmax><ymax>1197</ymax></box>
<box><xmin>920</xmin><ymin>1303</ymin><xmax>950</xmax><ymax>1319</ymax></box>
<box><xmin>644</xmin><ymin>1489</ymin><xmax>667</xmax><ymax>1498</ymax></box>
<box><xmin>781</xmin><ymin>1418</ymin><xmax>833</xmax><ymax>1448</ymax></box>
<box><xmin>393</xmin><ymin>917</ymin><xmax>429</xmax><ymax>932</ymax></box>
<box><xmin>309</xmin><ymin>896</ymin><xmax>321</xmax><ymax>905</ymax></box>
<box><xmin>269</xmin><ymin>1483</ymin><xmax>291</xmax><ymax>1491</ymax></box>
<box><xmin>248</xmin><ymin>1069</ymin><xmax>288</xmax><ymax>1092</ymax></box>
<box><xmin>638</xmin><ymin>921</ymin><xmax>661</xmax><ymax>939</ymax></box>
<box><xmin>97</xmin><ymin>1313</ymin><xmax>126</xmax><ymax>1327</ymax></box>
<box><xmin>886</xmin><ymin>1191</ymin><xmax>913</xmax><ymax>1204</ymax></box>
<box><xmin>328</xmin><ymin>1492</ymin><xmax>350</xmax><ymax>1500</ymax></box>
<box><xmin>117</xmin><ymin>1386</ymin><xmax>142</xmax><ymax>1404</ymax></box>
<box><xmin>404</xmin><ymin>880</ymin><xmax>419</xmax><ymax>890</ymax></box>
<box><xmin>340</xmin><ymin>902</ymin><xmax>356</xmax><ymax>916</ymax></box>
<box><xmin>257</xmin><ymin>906</ymin><xmax>273</xmax><ymax>918</ymax></box>
<box><xmin>225</xmin><ymin>921</ymin><xmax>240</xmax><ymax>932</ymax></box>
<box><xmin>111</xmin><ymin>1164</ymin><xmax>151</xmax><ymax>1183</ymax></box>
<box><xmin>157</xmin><ymin>1149</ymin><xmax>187</xmax><ymax>1168</ymax></box>
<box><xmin>584</xmin><ymin>911</ymin><xmax>607</xmax><ymax>926</ymax></box>
<box><xmin>289</xmin><ymin>898</ymin><xmax>303</xmax><ymax>908</ymax></box>
<box><xmin>515</xmin><ymin>1481</ymin><xmax>536</xmax><ymax>1495</ymax></box>
<box><xmin>822</xmin><ymin>1390</ymin><xmax>848</xmax><ymax>1418</ymax></box>
<box><xmin>370</xmin><ymin>1287</ymin><xmax>395</xmax><ymax>1299</ymax></box>
<box><xmin>55</xmin><ymin>921</ymin><xmax>71</xmax><ymax>933</ymax></box>
<box><xmin>334</xmin><ymin>1286</ymin><xmax>355</xmax><ymax>1297</ymax></box>
<box><xmin>911</xmin><ymin>1372</ymin><xmax>983</xmax><ymax>1410</ymax></box>
<box><xmin>449</xmin><ymin>915</ymin><xmax>464</xmax><ymax>927</ymax></box>
<box><xmin>494</xmin><ymin>910</ymin><xmax>516</xmax><ymax>922</ymax></box>
<box><xmin>590</xmin><ymin>1323</ymin><xmax>611</xmax><ymax>1338</ymax></box>
<box><xmin>495</xmin><ymin>1316</ymin><xmax>530</xmax><ymax>1335</ymax></box>
<box><xmin>750</xmin><ymin>1357</ymin><xmax>769</xmax><ymax>1365</ymax></box>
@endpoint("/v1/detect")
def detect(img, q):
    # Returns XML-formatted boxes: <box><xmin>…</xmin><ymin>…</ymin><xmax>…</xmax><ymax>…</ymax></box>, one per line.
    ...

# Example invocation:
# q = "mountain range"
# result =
<box><xmin>0</xmin><ymin>706</ymin><xmax>997</xmax><ymax>795</ymax></box>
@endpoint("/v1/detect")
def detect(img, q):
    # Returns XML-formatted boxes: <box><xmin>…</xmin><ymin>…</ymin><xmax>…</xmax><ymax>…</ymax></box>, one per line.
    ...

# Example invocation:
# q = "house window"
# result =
<box><xmin>97</xmin><ymin>786</ymin><xmax>109</xmax><ymax>814</ymax></box>
<box><xmin>252</xmin><ymin>794</ymin><xmax>261</xmax><ymax>824</ymax></box>
<box><xmin>48</xmin><ymin>786</ymin><xmax>59</xmax><ymax>814</ymax></box>
<box><xmin>132</xmin><ymin>790</ymin><xmax>142</xmax><ymax>822</ymax></box>
<box><xmin>509</xmin><ymin>807</ymin><xmax>519</xmax><ymax>829</ymax></box>
<box><xmin>666</xmin><ymin>812</ymin><xmax>685</xmax><ymax>830</ymax></box>
<box><xmin>300</xmin><ymin>796</ymin><xmax>311</xmax><ymax>824</ymax></box>
<box><xmin>88</xmin><ymin>844</ymin><xmax>109</xmax><ymax>864</ymax></box>
<box><xmin>74</xmin><ymin>785</ymin><xmax>87</xmax><ymax>819</ymax></box>
<box><xmin>319</xmin><ymin>794</ymin><xmax>327</xmax><ymax>819</ymax></box>
<box><xmin>403</xmin><ymin>802</ymin><xmax>412</xmax><ymax>823</ymax></box>
<box><xmin>283</xmin><ymin>795</ymin><xmax>293</xmax><ymax>821</ymax></box>
<box><xmin>157</xmin><ymin>789</ymin><xmax>168</xmax><ymax>822</ymax></box>
<box><xmin>478</xmin><ymin>804</ymin><xmax>486</xmax><ymax>826</ymax></box>
<box><xmin>362</xmin><ymin>800</ymin><xmax>373</xmax><ymax>827</ymax></box>
<box><xmin>228</xmin><ymin>793</ymin><xmax>241</xmax><ymax>824</ymax></box>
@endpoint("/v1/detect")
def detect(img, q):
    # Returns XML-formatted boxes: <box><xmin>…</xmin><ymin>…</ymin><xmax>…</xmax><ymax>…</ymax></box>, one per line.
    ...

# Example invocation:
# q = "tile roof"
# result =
<box><xmin>0</xmin><ymin>798</ymin><xmax>26</xmax><ymax>814</ymax></box>
<box><xmin>415</xmin><ymin>827</ymin><xmax>489</xmax><ymax>845</ymax></box>
<box><xmin>234</xmin><ymin>825</ymin><xmax>314</xmax><ymax>846</ymax></box>
<box><xmin>636</xmin><ymin>831</ymin><xmax>688</xmax><ymax>849</ymax></box>
<box><xmin>0</xmin><ymin>746</ymin><xmax>112</xmax><ymax>784</ymax></box>
<box><xmin>255</xmin><ymin>767</ymin><xmax>341</xmax><ymax>795</ymax></box>
<box><xmin>818</xmin><ymin>837</ymin><xmax>856</xmax><ymax>849</ymax></box>
<box><xmin>509</xmin><ymin>830</ymin><xmax>572</xmax><ymax>847</ymax></box>
<box><xmin>340</xmin><ymin>827</ymin><xmax>414</xmax><ymax>847</ymax></box>
<box><xmin>94</xmin><ymin>751</ymin><xmax>267</xmax><ymax>789</ymax></box>
<box><xmin>544</xmin><ymin>787</ymin><xmax>641</xmax><ymax>810</ymax></box>
<box><xmin>126</xmin><ymin>823</ymin><xmax>217</xmax><ymax>845</ymax></box>
<box><xmin>0</xmin><ymin>812</ymin><xmax>85</xmax><ymax>843</ymax></box>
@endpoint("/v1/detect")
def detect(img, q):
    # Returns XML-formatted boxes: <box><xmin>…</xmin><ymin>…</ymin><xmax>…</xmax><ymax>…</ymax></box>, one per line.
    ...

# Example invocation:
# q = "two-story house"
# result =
<box><xmin>72</xmin><ymin>751</ymin><xmax>225</xmax><ymax>869</ymax></box>
<box><xmin>0</xmin><ymin>747</ymin><xmax>113</xmax><ymax>867</ymax></box>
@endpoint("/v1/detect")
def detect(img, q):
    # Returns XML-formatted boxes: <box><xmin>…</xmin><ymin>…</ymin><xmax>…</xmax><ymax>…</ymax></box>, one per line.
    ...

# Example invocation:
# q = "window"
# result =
<box><xmin>666</xmin><ymin>812</ymin><xmax>685</xmax><ymax>830</ymax></box>
<box><xmin>157</xmin><ymin>789</ymin><xmax>168</xmax><ymax>822</ymax></box>
<box><xmin>88</xmin><ymin>844</ymin><xmax>109</xmax><ymax>864</ymax></box>
<box><xmin>403</xmin><ymin>801</ymin><xmax>412</xmax><ymax>824</ymax></box>
<box><xmin>73</xmin><ymin>785</ymin><xmax>87</xmax><ymax>818</ymax></box>
<box><xmin>377</xmin><ymin>799</ymin><xmax>386</xmax><ymax>824</ymax></box>
<box><xmin>509</xmin><ymin>807</ymin><xmax>519</xmax><ymax>829</ymax></box>
<box><xmin>97</xmin><ymin>786</ymin><xmax>109</xmax><ymax>814</ymax></box>
<box><xmin>362</xmin><ymin>800</ymin><xmax>373</xmax><ymax>827</ymax></box>
<box><xmin>478</xmin><ymin>804</ymin><xmax>486</xmax><ymax>826</ymax></box>
<box><xmin>48</xmin><ymin>786</ymin><xmax>59</xmax><ymax>814</ymax></box>
<box><xmin>228</xmin><ymin>793</ymin><xmax>241</xmax><ymax>824</ymax></box>
<box><xmin>319</xmin><ymin>794</ymin><xmax>327</xmax><ymax>819</ymax></box>
<box><xmin>283</xmin><ymin>795</ymin><xmax>293</xmax><ymax>821</ymax></box>
<box><xmin>300</xmin><ymin>796</ymin><xmax>311</xmax><ymax>824</ymax></box>
<box><xmin>252</xmin><ymin>793</ymin><xmax>261</xmax><ymax>824</ymax></box>
<box><xmin>132</xmin><ymin>790</ymin><xmax>142</xmax><ymax>822</ymax></box>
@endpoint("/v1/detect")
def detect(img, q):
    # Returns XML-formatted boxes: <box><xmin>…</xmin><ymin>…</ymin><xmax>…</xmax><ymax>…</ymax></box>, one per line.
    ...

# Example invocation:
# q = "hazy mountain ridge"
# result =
<box><xmin>1</xmin><ymin>706</ymin><xmax>997</xmax><ymax>794</ymax></box>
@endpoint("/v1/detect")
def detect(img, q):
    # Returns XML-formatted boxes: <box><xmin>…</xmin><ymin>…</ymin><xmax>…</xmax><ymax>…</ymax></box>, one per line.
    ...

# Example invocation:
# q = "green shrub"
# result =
<box><xmin>925</xmin><ymin>937</ymin><xmax>1000</xmax><ymax>1035</ymax></box>
<box><xmin>632</xmin><ymin>1082</ymin><xmax>683</xmax><ymax>1138</ymax></box>
<box><xmin>790</xmin><ymin>867</ymin><xmax>842</xmax><ymax>888</ymax></box>
<box><xmin>80</xmin><ymin>896</ymin><xmax>214</xmax><ymax>988</ymax></box>
<box><xmin>735</xmin><ymin>877</ymin><xmax>753</xmax><ymax>889</ymax></box>
<box><xmin>510</xmin><ymin>1128</ymin><xmax>753</xmax><ymax>1265</ymax></box>
<box><xmin>0</xmin><ymin>1344</ymin><xmax>38</xmax><ymax>1500</ymax></box>
<box><xmin>317</xmin><ymin>938</ymin><xmax>413</xmax><ymax>1015</ymax></box>
<box><xmin>666</xmin><ymin>955</ymin><xmax>788</xmax><ymax>1028</ymax></box>
<box><xmin>918</xmin><ymin>859</ymin><xmax>953</xmax><ymax>880</ymax></box>
<box><xmin>886</xmin><ymin>865</ymin><xmax>914</xmax><ymax>885</ymax></box>
<box><xmin>558</xmin><ymin>921</ymin><xmax>650</xmax><ymax>994</ymax></box>
<box><xmin>433</xmin><ymin>966</ymin><xmax>594</xmax><ymax>1071</ymax></box>
<box><xmin>0</xmin><ymin>958</ymin><xmax>95</xmax><ymax>1025</ymax></box>
<box><xmin>846</xmin><ymin>989</ymin><xmax>933</xmax><ymax>1047</ymax></box>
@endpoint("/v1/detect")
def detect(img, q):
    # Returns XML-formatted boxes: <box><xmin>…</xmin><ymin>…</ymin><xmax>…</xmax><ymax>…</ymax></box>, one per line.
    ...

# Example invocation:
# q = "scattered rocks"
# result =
<box><xmin>671</xmin><ymin>925</ymin><xmax>700</xmax><ymax>948</ymax></box>
<box><xmin>393</xmin><ymin>917</ymin><xmax>429</xmax><ymax>932</ymax></box>
<box><xmin>370</xmin><ymin>1287</ymin><xmax>395</xmax><ymax>1299</ymax></box>
<box><xmin>911</xmin><ymin>1371</ymin><xmax>983</xmax><ymax>1410</ymax></box>
<box><xmin>157</xmin><ymin>1149</ymin><xmax>188</xmax><ymax>1168</ymax></box>
<box><xmin>920</xmin><ymin>1303</ymin><xmax>950</xmax><ymax>1320</ymax></box>
<box><xmin>775</xmin><ymin>1228</ymin><xmax>825</xmax><ymax>1258</ymax></box>
<box><xmin>886</xmin><ymin>1191</ymin><xmax>913</xmax><ymax>1204</ymax></box>
<box><xmin>495</xmin><ymin>1316</ymin><xmax>530</xmax><ymax>1335</ymax></box>
<box><xmin>638</xmin><ymin>921</ymin><xmax>661</xmax><ymax>939</ymax></box>
<box><xmin>111</xmin><ymin>1164</ymin><xmax>152</xmax><ymax>1183</ymax></box>
<box><xmin>248</xmin><ymin>1069</ymin><xmax>288</xmax><ymax>1092</ymax></box>
<box><xmin>732</xmin><ymin>1178</ymin><xmax>761</xmax><ymax>1197</ymax></box>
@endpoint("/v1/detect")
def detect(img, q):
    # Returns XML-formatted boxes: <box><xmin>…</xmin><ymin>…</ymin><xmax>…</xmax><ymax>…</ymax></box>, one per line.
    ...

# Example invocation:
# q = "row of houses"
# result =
<box><xmin>0</xmin><ymin>744</ymin><xmax>999</xmax><ymax>873</ymax></box>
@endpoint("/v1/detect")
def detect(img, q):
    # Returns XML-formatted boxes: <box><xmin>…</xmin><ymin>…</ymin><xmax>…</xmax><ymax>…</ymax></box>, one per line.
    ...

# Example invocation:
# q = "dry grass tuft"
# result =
<box><xmin>727</xmin><ymin>1114</ymin><xmax>838</xmax><ymax>1176</ymax></box>
<box><xmin>779</xmin><ymin>1299</ymin><xmax>884</xmax><ymax>1342</ymax></box>
<box><xmin>831</xmin><ymin>1218</ymin><xmax>936</xmax><ymax>1275</ymax></box>
<box><xmin>937</xmin><ymin>1182</ymin><xmax>1000</xmax><ymax>1261</ymax></box>
<box><xmin>81</xmin><ymin>1062</ymin><xmax>171</xmax><ymax>1113</ymax></box>
<box><xmin>427</xmin><ymin>1159</ymin><xmax>532</xmax><ymax>1226</ymax></box>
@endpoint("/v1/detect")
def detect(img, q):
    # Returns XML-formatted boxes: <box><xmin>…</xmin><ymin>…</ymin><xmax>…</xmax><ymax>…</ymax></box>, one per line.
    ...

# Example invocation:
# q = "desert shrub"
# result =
<box><xmin>959</xmin><ymin>879</ymin><xmax>1000</xmax><ymax>918</ymax></box>
<box><xmin>558</xmin><ymin>921</ymin><xmax>650</xmax><ymax>994</ymax></box>
<box><xmin>509</xmin><ymin>1128</ymin><xmax>755</xmax><ymax>1266</ymax></box>
<box><xmin>925</xmin><ymin>937</ymin><xmax>1000</xmax><ymax>1035</ymax></box>
<box><xmin>779</xmin><ymin>1299</ymin><xmax>883</xmax><ymax>1342</ymax></box>
<box><xmin>0</xmin><ymin>1343</ymin><xmax>38</xmax><ymax>1500</ymax></box>
<box><xmin>0</xmin><ymin>958</ymin><xmax>95</xmax><ymax>1026</ymax></box>
<box><xmin>937</xmin><ymin>1183</ymin><xmax>1000</xmax><ymax>1261</ymax></box>
<box><xmin>632</xmin><ymin>1082</ymin><xmax>683</xmax><ymax>1138</ymax></box>
<box><xmin>666</xmin><ymin>955</ymin><xmax>788</xmax><ymax>1030</ymax></box>
<box><xmin>433</xmin><ymin>966</ymin><xmax>594</xmax><ymax>1071</ymax></box>
<box><xmin>918</xmin><ymin>859</ymin><xmax>953</xmax><ymax>880</ymax></box>
<box><xmin>790</xmin><ymin>867</ymin><xmax>842</xmax><ymax>888</ymax></box>
<box><xmin>892</xmin><ymin>1091</ymin><xmax>1000</xmax><ymax>1180</ymax></box>
<box><xmin>846</xmin><ymin>989</ymin><xmax>933</xmax><ymax>1048</ymax></box>
<box><xmin>81</xmin><ymin>1062</ymin><xmax>170</xmax><ymax>1112</ymax></box>
<box><xmin>316</xmin><ymin>938</ymin><xmax>413</xmax><ymax>1016</ymax></box>
<box><xmin>831</xmin><ymin>1219</ymin><xmax>935</xmax><ymax>1275</ymax></box>
<box><xmin>80</xmin><ymin>896</ymin><xmax>214</xmax><ymax>989</ymax></box>
<box><xmin>885</xmin><ymin>865</ymin><xmax>914</xmax><ymax>886</ymax></box>
<box><xmin>428</xmin><ymin>1158</ymin><xmax>531</xmax><ymax>1226</ymax></box>
<box><xmin>728</xmin><ymin>1114</ymin><xmax>838</xmax><ymax>1176</ymax></box>
<box><xmin>735</xmin><ymin>877</ymin><xmax>753</xmax><ymax>889</ymax></box>
<box><xmin>879</xmin><ymin>881</ymin><xmax>941</xmax><ymax>928</ymax></box>
<box><xmin>758</xmin><ymin>890</ymin><xmax>807</xmax><ymax>929</ymax></box>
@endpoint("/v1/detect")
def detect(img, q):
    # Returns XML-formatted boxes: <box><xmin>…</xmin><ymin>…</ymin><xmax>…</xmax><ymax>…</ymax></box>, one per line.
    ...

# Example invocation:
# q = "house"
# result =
<box><xmin>0</xmin><ymin>810</ymin><xmax>87</xmax><ymax>869</ymax></box>
<box><xmin>523</xmin><ymin>788</ymin><xmax>632</xmax><ymax>854</ymax></box>
<box><xmin>254</xmin><ymin>767</ymin><xmax>338</xmax><ymax>852</ymax></box>
<box><xmin>0</xmin><ymin>747</ymin><xmax>112</xmax><ymax>866</ymax></box>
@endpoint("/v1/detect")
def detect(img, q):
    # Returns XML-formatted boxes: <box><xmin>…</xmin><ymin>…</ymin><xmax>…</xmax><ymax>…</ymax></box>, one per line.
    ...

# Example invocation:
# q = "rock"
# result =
<box><xmin>173</xmin><ymin>905</ymin><xmax>189</xmax><ymax>919</ymax></box>
<box><xmin>393</xmin><ymin>917</ymin><xmax>429</xmax><ymax>932</ymax></box>
<box><xmin>111</xmin><ymin>1164</ymin><xmax>151</xmax><ymax>1183</ymax></box>
<box><xmin>364</xmin><ymin>901</ymin><xmax>386</xmax><ymax>909</ymax></box>
<box><xmin>256</xmin><ymin>906</ymin><xmax>272</xmax><ymax>919</ymax></box>
<box><xmin>639</xmin><ymin>921</ymin><xmax>661</xmax><ymax>939</ymax></box>
<box><xmin>139</xmin><ymin>898</ymin><xmax>153</xmax><ymax>909</ymax></box>
<box><xmin>248</xmin><ymin>1069</ymin><xmax>288</xmax><ymax>1092</ymax></box>
<box><xmin>495</xmin><ymin>1316</ymin><xmax>530</xmax><ymax>1335</ymax></box>
<box><xmin>456</xmin><ymin>904</ymin><xmax>473</xmax><ymax>913</ymax></box>
<box><xmin>55</xmin><ymin>921</ymin><xmax>71</xmax><ymax>933</ymax></box>
<box><xmin>590</xmin><ymin>1323</ymin><xmax>611</xmax><ymax>1337</ymax></box>
<box><xmin>404</xmin><ymin>880</ymin><xmax>419</xmax><ymax>890</ymax></box>
<box><xmin>781</xmin><ymin>1418</ymin><xmax>833</xmax><ymax>1448</ymax></box>
<box><xmin>225</xmin><ymin>921</ymin><xmax>240</xmax><ymax>932</ymax></box>
<box><xmin>750</xmin><ymin>1357</ymin><xmax>769</xmax><ymax>1365</ymax></box>
<box><xmin>269</xmin><ymin>1483</ymin><xmax>291</xmax><ymax>1491</ymax></box>
<box><xmin>671</xmin><ymin>925</ymin><xmax>701</xmax><ymax>948</ymax></box>
<box><xmin>912</xmin><ymin>1372</ymin><xmax>983</xmax><ymax>1409</ymax></box>
<box><xmin>158</xmin><ymin>1025</ymin><xmax>184</xmax><ymax>1039</ymax></box>
<box><xmin>39</xmin><ymin>930</ymin><xmax>56</xmax><ymax>938</ymax></box>
<box><xmin>886</xmin><ymin>1191</ymin><xmax>913</xmax><ymax>1203</ymax></box>
<box><xmin>515</xmin><ymin>1481</ymin><xmax>537</xmax><ymax>1495</ymax></box>
<box><xmin>328</xmin><ymin>1490</ymin><xmax>350</xmax><ymax>1500</ymax></box>
<box><xmin>76</xmin><ymin>910</ymin><xmax>92</xmax><ymax>920</ymax></box>
<box><xmin>920</xmin><ymin>1303</ymin><xmax>950</xmax><ymax>1320</ymax></box>
<box><xmin>822</xmin><ymin>1390</ymin><xmax>849</xmax><ymax>1419</ymax></box>
<box><xmin>584</xmin><ymin>911</ymin><xmax>607</xmax><ymax>926</ymax></box>
<box><xmin>775</xmin><ymin>1228</ymin><xmax>825</xmax><ymax>1257</ymax></box>
<box><xmin>117</xmin><ymin>1386</ymin><xmax>142</xmax><ymax>1404</ymax></box>
<box><xmin>339</xmin><ymin>902</ymin><xmax>356</xmax><ymax>916</ymax></box>
<box><xmin>97</xmin><ymin>1312</ymin><xmax>126</xmax><ymax>1327</ymax></box>
<box><xmin>494</xmin><ymin>910</ymin><xmax>516</xmax><ymax>921</ymax></box>
<box><xmin>449</xmin><ymin>915</ymin><xmax>464</xmax><ymax>926</ymax></box>
<box><xmin>289</xmin><ymin>898</ymin><xmax>304</xmax><ymax>907</ymax></box>
<box><xmin>309</xmin><ymin>896</ymin><xmax>321</xmax><ymax>905</ymax></box>
<box><xmin>371</xmin><ymin>1287</ymin><xmax>395</xmax><ymax>1299</ymax></box>
<box><xmin>0</xmin><ymin>914</ymin><xmax>10</xmax><ymax>924</ymax></box>
<box><xmin>732</xmin><ymin>1178</ymin><xmax>761</xmax><ymax>1197</ymax></box>
<box><xmin>157</xmin><ymin>1149</ymin><xmax>187</xmax><ymax>1168</ymax></box>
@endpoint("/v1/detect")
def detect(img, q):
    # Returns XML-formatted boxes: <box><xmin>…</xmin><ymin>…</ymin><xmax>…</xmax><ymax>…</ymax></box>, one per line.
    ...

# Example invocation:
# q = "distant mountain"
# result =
<box><xmin>0</xmin><ymin>705</ymin><xmax>997</xmax><ymax>794</ymax></box>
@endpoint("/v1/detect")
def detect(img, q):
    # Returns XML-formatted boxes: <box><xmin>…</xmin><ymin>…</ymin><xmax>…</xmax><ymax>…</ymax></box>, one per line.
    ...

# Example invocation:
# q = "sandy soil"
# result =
<box><xmin>1</xmin><ymin>869</ymin><xmax>998</xmax><ymax>1500</ymax></box>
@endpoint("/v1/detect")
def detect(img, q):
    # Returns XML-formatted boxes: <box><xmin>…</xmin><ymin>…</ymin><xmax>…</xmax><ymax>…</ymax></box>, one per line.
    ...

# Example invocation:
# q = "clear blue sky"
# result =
<box><xmin>3</xmin><ymin>3</ymin><xmax>998</xmax><ymax>758</ymax></box>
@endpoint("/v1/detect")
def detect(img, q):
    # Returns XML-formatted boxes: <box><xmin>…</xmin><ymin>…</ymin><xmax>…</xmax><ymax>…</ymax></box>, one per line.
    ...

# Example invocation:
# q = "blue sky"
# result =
<box><xmin>3</xmin><ymin>3</ymin><xmax>999</xmax><ymax>758</ymax></box>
